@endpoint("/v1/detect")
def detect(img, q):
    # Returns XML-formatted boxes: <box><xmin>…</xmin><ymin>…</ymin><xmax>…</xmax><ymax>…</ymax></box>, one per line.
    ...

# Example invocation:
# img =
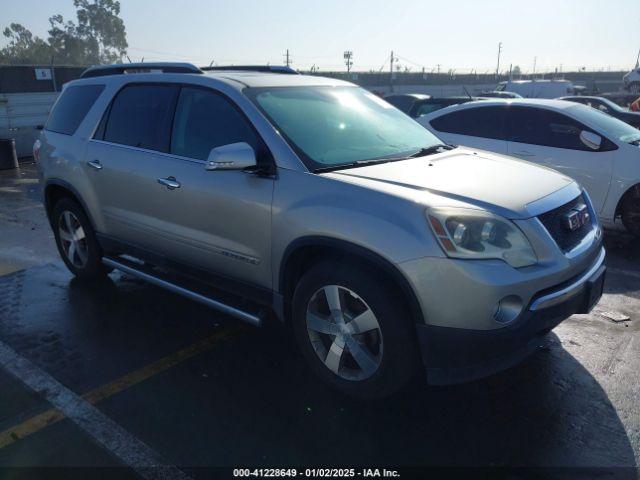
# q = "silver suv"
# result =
<box><xmin>35</xmin><ymin>63</ymin><xmax>606</xmax><ymax>398</ymax></box>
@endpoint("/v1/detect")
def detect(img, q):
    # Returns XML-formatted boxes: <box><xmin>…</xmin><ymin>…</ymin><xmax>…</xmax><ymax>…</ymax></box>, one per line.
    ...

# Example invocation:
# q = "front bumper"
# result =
<box><xmin>414</xmin><ymin>248</ymin><xmax>606</xmax><ymax>385</ymax></box>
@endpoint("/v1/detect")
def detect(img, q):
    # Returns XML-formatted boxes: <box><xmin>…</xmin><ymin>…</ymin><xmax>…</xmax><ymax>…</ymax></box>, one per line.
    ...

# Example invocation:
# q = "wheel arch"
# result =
<box><xmin>43</xmin><ymin>179</ymin><xmax>96</xmax><ymax>230</ymax></box>
<box><xmin>279</xmin><ymin>236</ymin><xmax>424</xmax><ymax>325</ymax></box>
<box><xmin>615</xmin><ymin>183</ymin><xmax>640</xmax><ymax>218</ymax></box>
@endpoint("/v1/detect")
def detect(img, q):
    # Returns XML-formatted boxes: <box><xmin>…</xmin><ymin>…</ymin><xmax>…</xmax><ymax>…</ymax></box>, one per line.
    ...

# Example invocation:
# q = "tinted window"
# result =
<box><xmin>45</xmin><ymin>84</ymin><xmax>104</xmax><ymax>135</ymax></box>
<box><xmin>430</xmin><ymin>106</ymin><xmax>507</xmax><ymax>139</ymax></box>
<box><xmin>507</xmin><ymin>107</ymin><xmax>590</xmax><ymax>150</ymax></box>
<box><xmin>104</xmin><ymin>84</ymin><xmax>178</xmax><ymax>152</ymax></box>
<box><xmin>171</xmin><ymin>87</ymin><xmax>259</xmax><ymax>160</ymax></box>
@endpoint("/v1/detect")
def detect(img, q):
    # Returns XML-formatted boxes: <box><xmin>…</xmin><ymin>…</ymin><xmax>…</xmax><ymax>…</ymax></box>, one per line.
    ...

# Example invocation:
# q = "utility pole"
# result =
<box><xmin>284</xmin><ymin>49</ymin><xmax>290</xmax><ymax>67</ymax></box>
<box><xmin>389</xmin><ymin>50</ymin><xmax>396</xmax><ymax>93</ymax></box>
<box><xmin>436</xmin><ymin>63</ymin><xmax>441</xmax><ymax>75</ymax></box>
<box><xmin>343</xmin><ymin>51</ymin><xmax>353</xmax><ymax>73</ymax></box>
<box><xmin>533</xmin><ymin>56</ymin><xmax>537</xmax><ymax>77</ymax></box>
<box><xmin>496</xmin><ymin>42</ymin><xmax>502</xmax><ymax>79</ymax></box>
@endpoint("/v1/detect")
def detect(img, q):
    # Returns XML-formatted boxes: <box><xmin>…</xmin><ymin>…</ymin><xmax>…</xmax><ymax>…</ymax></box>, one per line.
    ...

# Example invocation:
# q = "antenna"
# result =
<box><xmin>462</xmin><ymin>85</ymin><xmax>472</xmax><ymax>99</ymax></box>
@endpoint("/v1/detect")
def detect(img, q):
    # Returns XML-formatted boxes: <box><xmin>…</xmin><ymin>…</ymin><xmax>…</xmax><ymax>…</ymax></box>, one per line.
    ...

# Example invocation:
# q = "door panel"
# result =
<box><xmin>85</xmin><ymin>140</ymin><xmax>274</xmax><ymax>288</ymax></box>
<box><xmin>505</xmin><ymin>106</ymin><xmax>613</xmax><ymax>212</ymax></box>
<box><xmin>507</xmin><ymin>141</ymin><xmax>612</xmax><ymax>212</ymax></box>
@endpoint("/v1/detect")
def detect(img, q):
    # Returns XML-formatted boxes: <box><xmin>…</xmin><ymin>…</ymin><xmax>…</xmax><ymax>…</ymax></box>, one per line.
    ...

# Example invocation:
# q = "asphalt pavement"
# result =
<box><xmin>0</xmin><ymin>161</ymin><xmax>638</xmax><ymax>479</ymax></box>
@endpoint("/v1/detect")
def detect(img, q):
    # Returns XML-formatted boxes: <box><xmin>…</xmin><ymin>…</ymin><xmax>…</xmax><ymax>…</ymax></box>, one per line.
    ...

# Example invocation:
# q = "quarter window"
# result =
<box><xmin>103</xmin><ymin>84</ymin><xmax>179</xmax><ymax>152</ymax></box>
<box><xmin>171</xmin><ymin>87</ymin><xmax>259</xmax><ymax>161</ymax></box>
<box><xmin>430</xmin><ymin>106</ymin><xmax>507</xmax><ymax>139</ymax></box>
<box><xmin>46</xmin><ymin>84</ymin><xmax>105</xmax><ymax>135</ymax></box>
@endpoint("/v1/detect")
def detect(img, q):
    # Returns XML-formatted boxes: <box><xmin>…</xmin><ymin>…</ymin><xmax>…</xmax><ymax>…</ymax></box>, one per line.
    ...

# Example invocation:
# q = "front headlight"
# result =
<box><xmin>427</xmin><ymin>208</ymin><xmax>537</xmax><ymax>268</ymax></box>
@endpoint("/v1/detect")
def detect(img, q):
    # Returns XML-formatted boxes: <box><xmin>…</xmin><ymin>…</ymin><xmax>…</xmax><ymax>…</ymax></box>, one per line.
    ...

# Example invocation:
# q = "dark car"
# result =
<box><xmin>558</xmin><ymin>96</ymin><xmax>640</xmax><ymax>128</ymax></box>
<box><xmin>384</xmin><ymin>94</ymin><xmax>484</xmax><ymax>118</ymax></box>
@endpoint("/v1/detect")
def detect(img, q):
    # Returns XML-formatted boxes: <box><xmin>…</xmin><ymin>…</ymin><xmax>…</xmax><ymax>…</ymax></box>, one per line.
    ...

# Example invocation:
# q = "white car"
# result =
<box><xmin>417</xmin><ymin>99</ymin><xmax>640</xmax><ymax>236</ymax></box>
<box><xmin>495</xmin><ymin>80</ymin><xmax>574</xmax><ymax>99</ymax></box>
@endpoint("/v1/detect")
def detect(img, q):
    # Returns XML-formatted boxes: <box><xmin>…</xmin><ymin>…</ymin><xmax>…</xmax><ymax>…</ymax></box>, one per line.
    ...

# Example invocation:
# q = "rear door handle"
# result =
<box><xmin>87</xmin><ymin>159</ymin><xmax>103</xmax><ymax>170</ymax></box>
<box><xmin>157</xmin><ymin>176</ymin><xmax>181</xmax><ymax>190</ymax></box>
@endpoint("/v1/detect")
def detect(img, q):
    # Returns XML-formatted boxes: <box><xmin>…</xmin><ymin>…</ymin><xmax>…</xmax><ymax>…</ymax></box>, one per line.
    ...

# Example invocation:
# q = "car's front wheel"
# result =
<box><xmin>52</xmin><ymin>198</ymin><xmax>110</xmax><ymax>280</ymax></box>
<box><xmin>291</xmin><ymin>261</ymin><xmax>419</xmax><ymax>399</ymax></box>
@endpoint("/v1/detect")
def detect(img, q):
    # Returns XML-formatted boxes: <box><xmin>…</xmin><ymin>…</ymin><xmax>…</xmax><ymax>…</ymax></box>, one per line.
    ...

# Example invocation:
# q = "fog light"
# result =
<box><xmin>493</xmin><ymin>295</ymin><xmax>523</xmax><ymax>324</ymax></box>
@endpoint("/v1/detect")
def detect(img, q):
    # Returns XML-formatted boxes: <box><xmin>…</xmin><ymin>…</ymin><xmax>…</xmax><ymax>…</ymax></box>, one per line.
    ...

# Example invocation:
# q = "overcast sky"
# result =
<box><xmin>3</xmin><ymin>0</ymin><xmax>639</xmax><ymax>73</ymax></box>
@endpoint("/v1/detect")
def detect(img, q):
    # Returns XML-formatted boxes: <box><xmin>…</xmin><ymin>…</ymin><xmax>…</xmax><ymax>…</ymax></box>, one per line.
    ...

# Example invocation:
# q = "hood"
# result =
<box><xmin>322</xmin><ymin>147</ymin><xmax>575</xmax><ymax>219</ymax></box>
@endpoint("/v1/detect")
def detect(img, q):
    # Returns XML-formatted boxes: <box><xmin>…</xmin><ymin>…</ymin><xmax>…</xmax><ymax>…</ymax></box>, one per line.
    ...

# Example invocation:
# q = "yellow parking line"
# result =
<box><xmin>0</xmin><ymin>328</ymin><xmax>235</xmax><ymax>449</ymax></box>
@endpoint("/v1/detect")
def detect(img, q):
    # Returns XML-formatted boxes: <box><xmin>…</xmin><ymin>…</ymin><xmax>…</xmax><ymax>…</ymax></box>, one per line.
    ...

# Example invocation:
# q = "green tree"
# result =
<box><xmin>0</xmin><ymin>0</ymin><xmax>127</xmax><ymax>65</ymax></box>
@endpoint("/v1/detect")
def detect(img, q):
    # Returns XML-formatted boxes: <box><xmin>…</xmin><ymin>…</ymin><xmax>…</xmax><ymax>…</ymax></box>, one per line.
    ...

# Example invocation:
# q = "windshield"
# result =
<box><xmin>247</xmin><ymin>86</ymin><xmax>443</xmax><ymax>169</ymax></box>
<box><xmin>567</xmin><ymin>104</ymin><xmax>640</xmax><ymax>145</ymax></box>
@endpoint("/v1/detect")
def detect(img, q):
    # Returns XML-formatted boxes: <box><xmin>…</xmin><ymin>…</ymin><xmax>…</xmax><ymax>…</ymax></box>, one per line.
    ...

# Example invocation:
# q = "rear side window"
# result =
<box><xmin>430</xmin><ymin>106</ymin><xmax>507</xmax><ymax>139</ymax></box>
<box><xmin>103</xmin><ymin>84</ymin><xmax>179</xmax><ymax>152</ymax></box>
<box><xmin>45</xmin><ymin>84</ymin><xmax>104</xmax><ymax>135</ymax></box>
<box><xmin>171</xmin><ymin>87</ymin><xmax>259</xmax><ymax>160</ymax></box>
<box><xmin>506</xmin><ymin>107</ymin><xmax>590</xmax><ymax>150</ymax></box>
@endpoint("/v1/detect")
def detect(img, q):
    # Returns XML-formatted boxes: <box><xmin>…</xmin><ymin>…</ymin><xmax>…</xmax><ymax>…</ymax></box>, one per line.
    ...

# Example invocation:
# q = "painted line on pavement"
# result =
<box><xmin>0</xmin><ymin>330</ymin><xmax>234</xmax><ymax>477</ymax></box>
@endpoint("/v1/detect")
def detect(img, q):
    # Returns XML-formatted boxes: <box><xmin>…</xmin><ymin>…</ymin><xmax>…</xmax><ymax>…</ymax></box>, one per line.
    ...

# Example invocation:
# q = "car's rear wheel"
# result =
<box><xmin>291</xmin><ymin>261</ymin><xmax>419</xmax><ymax>399</ymax></box>
<box><xmin>52</xmin><ymin>198</ymin><xmax>109</xmax><ymax>279</ymax></box>
<box><xmin>621</xmin><ymin>188</ymin><xmax>640</xmax><ymax>237</ymax></box>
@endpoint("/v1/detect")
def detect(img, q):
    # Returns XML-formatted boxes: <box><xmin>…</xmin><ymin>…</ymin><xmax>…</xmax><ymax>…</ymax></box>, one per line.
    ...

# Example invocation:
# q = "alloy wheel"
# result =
<box><xmin>58</xmin><ymin>210</ymin><xmax>88</xmax><ymax>268</ymax></box>
<box><xmin>306</xmin><ymin>285</ymin><xmax>383</xmax><ymax>381</ymax></box>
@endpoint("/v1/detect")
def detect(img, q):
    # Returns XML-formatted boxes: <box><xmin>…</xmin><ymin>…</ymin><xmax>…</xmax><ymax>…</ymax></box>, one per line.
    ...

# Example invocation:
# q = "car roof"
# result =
<box><xmin>418</xmin><ymin>98</ymin><xmax>579</xmax><ymax>120</ymax></box>
<box><xmin>440</xmin><ymin>98</ymin><xmax>576</xmax><ymax>110</ymax></box>
<box><xmin>385</xmin><ymin>93</ymin><xmax>430</xmax><ymax>100</ymax></box>
<box><xmin>203</xmin><ymin>70</ymin><xmax>353</xmax><ymax>88</ymax></box>
<box><xmin>73</xmin><ymin>63</ymin><xmax>355</xmax><ymax>91</ymax></box>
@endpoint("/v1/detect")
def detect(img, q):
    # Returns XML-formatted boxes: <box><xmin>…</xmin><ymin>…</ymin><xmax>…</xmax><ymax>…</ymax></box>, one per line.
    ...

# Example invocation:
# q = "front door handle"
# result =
<box><xmin>87</xmin><ymin>159</ymin><xmax>103</xmax><ymax>170</ymax></box>
<box><xmin>157</xmin><ymin>176</ymin><xmax>181</xmax><ymax>190</ymax></box>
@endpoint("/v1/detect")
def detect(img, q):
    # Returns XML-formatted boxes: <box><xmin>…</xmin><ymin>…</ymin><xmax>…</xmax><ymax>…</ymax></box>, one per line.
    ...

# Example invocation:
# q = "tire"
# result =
<box><xmin>621</xmin><ymin>189</ymin><xmax>640</xmax><ymax>238</ymax></box>
<box><xmin>52</xmin><ymin>197</ymin><xmax>110</xmax><ymax>280</ymax></box>
<box><xmin>291</xmin><ymin>261</ymin><xmax>419</xmax><ymax>399</ymax></box>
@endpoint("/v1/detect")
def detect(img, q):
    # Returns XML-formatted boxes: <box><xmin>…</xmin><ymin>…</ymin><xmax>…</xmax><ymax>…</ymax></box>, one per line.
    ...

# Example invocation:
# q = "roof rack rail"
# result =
<box><xmin>80</xmin><ymin>62</ymin><xmax>203</xmax><ymax>79</ymax></box>
<box><xmin>202</xmin><ymin>65</ymin><xmax>299</xmax><ymax>75</ymax></box>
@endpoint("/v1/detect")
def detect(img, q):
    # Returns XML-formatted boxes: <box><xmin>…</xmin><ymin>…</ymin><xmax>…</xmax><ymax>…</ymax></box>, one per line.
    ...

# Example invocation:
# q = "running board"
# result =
<box><xmin>102</xmin><ymin>257</ymin><xmax>264</xmax><ymax>327</ymax></box>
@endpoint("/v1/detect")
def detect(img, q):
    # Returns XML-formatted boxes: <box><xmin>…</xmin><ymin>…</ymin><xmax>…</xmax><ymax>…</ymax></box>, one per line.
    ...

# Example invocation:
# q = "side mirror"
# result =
<box><xmin>205</xmin><ymin>142</ymin><xmax>257</xmax><ymax>171</ymax></box>
<box><xmin>579</xmin><ymin>131</ymin><xmax>602</xmax><ymax>150</ymax></box>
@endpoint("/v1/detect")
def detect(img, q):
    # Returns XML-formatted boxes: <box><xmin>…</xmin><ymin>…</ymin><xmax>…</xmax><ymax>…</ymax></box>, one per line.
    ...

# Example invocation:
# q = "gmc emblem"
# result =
<box><xmin>563</xmin><ymin>204</ymin><xmax>590</xmax><ymax>232</ymax></box>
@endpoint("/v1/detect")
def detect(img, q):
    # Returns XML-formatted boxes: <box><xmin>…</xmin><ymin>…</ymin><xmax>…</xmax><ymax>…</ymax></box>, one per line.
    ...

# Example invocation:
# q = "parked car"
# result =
<box><xmin>558</xmin><ymin>96</ymin><xmax>640</xmax><ymax>128</ymax></box>
<box><xmin>417</xmin><ymin>99</ymin><xmax>640</xmax><ymax>236</ymax></box>
<box><xmin>479</xmin><ymin>91</ymin><xmax>523</xmax><ymax>99</ymax></box>
<box><xmin>384</xmin><ymin>94</ymin><xmax>484</xmax><ymax>118</ymax></box>
<box><xmin>35</xmin><ymin>63</ymin><xmax>605</xmax><ymax>398</ymax></box>
<box><xmin>495</xmin><ymin>79</ymin><xmax>574</xmax><ymax>98</ymax></box>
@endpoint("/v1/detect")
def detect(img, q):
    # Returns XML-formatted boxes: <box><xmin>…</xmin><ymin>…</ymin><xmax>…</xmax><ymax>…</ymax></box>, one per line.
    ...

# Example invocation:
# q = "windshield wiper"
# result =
<box><xmin>408</xmin><ymin>144</ymin><xmax>455</xmax><ymax>158</ymax></box>
<box><xmin>312</xmin><ymin>144</ymin><xmax>455</xmax><ymax>173</ymax></box>
<box><xmin>313</xmin><ymin>157</ymin><xmax>399</xmax><ymax>173</ymax></box>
